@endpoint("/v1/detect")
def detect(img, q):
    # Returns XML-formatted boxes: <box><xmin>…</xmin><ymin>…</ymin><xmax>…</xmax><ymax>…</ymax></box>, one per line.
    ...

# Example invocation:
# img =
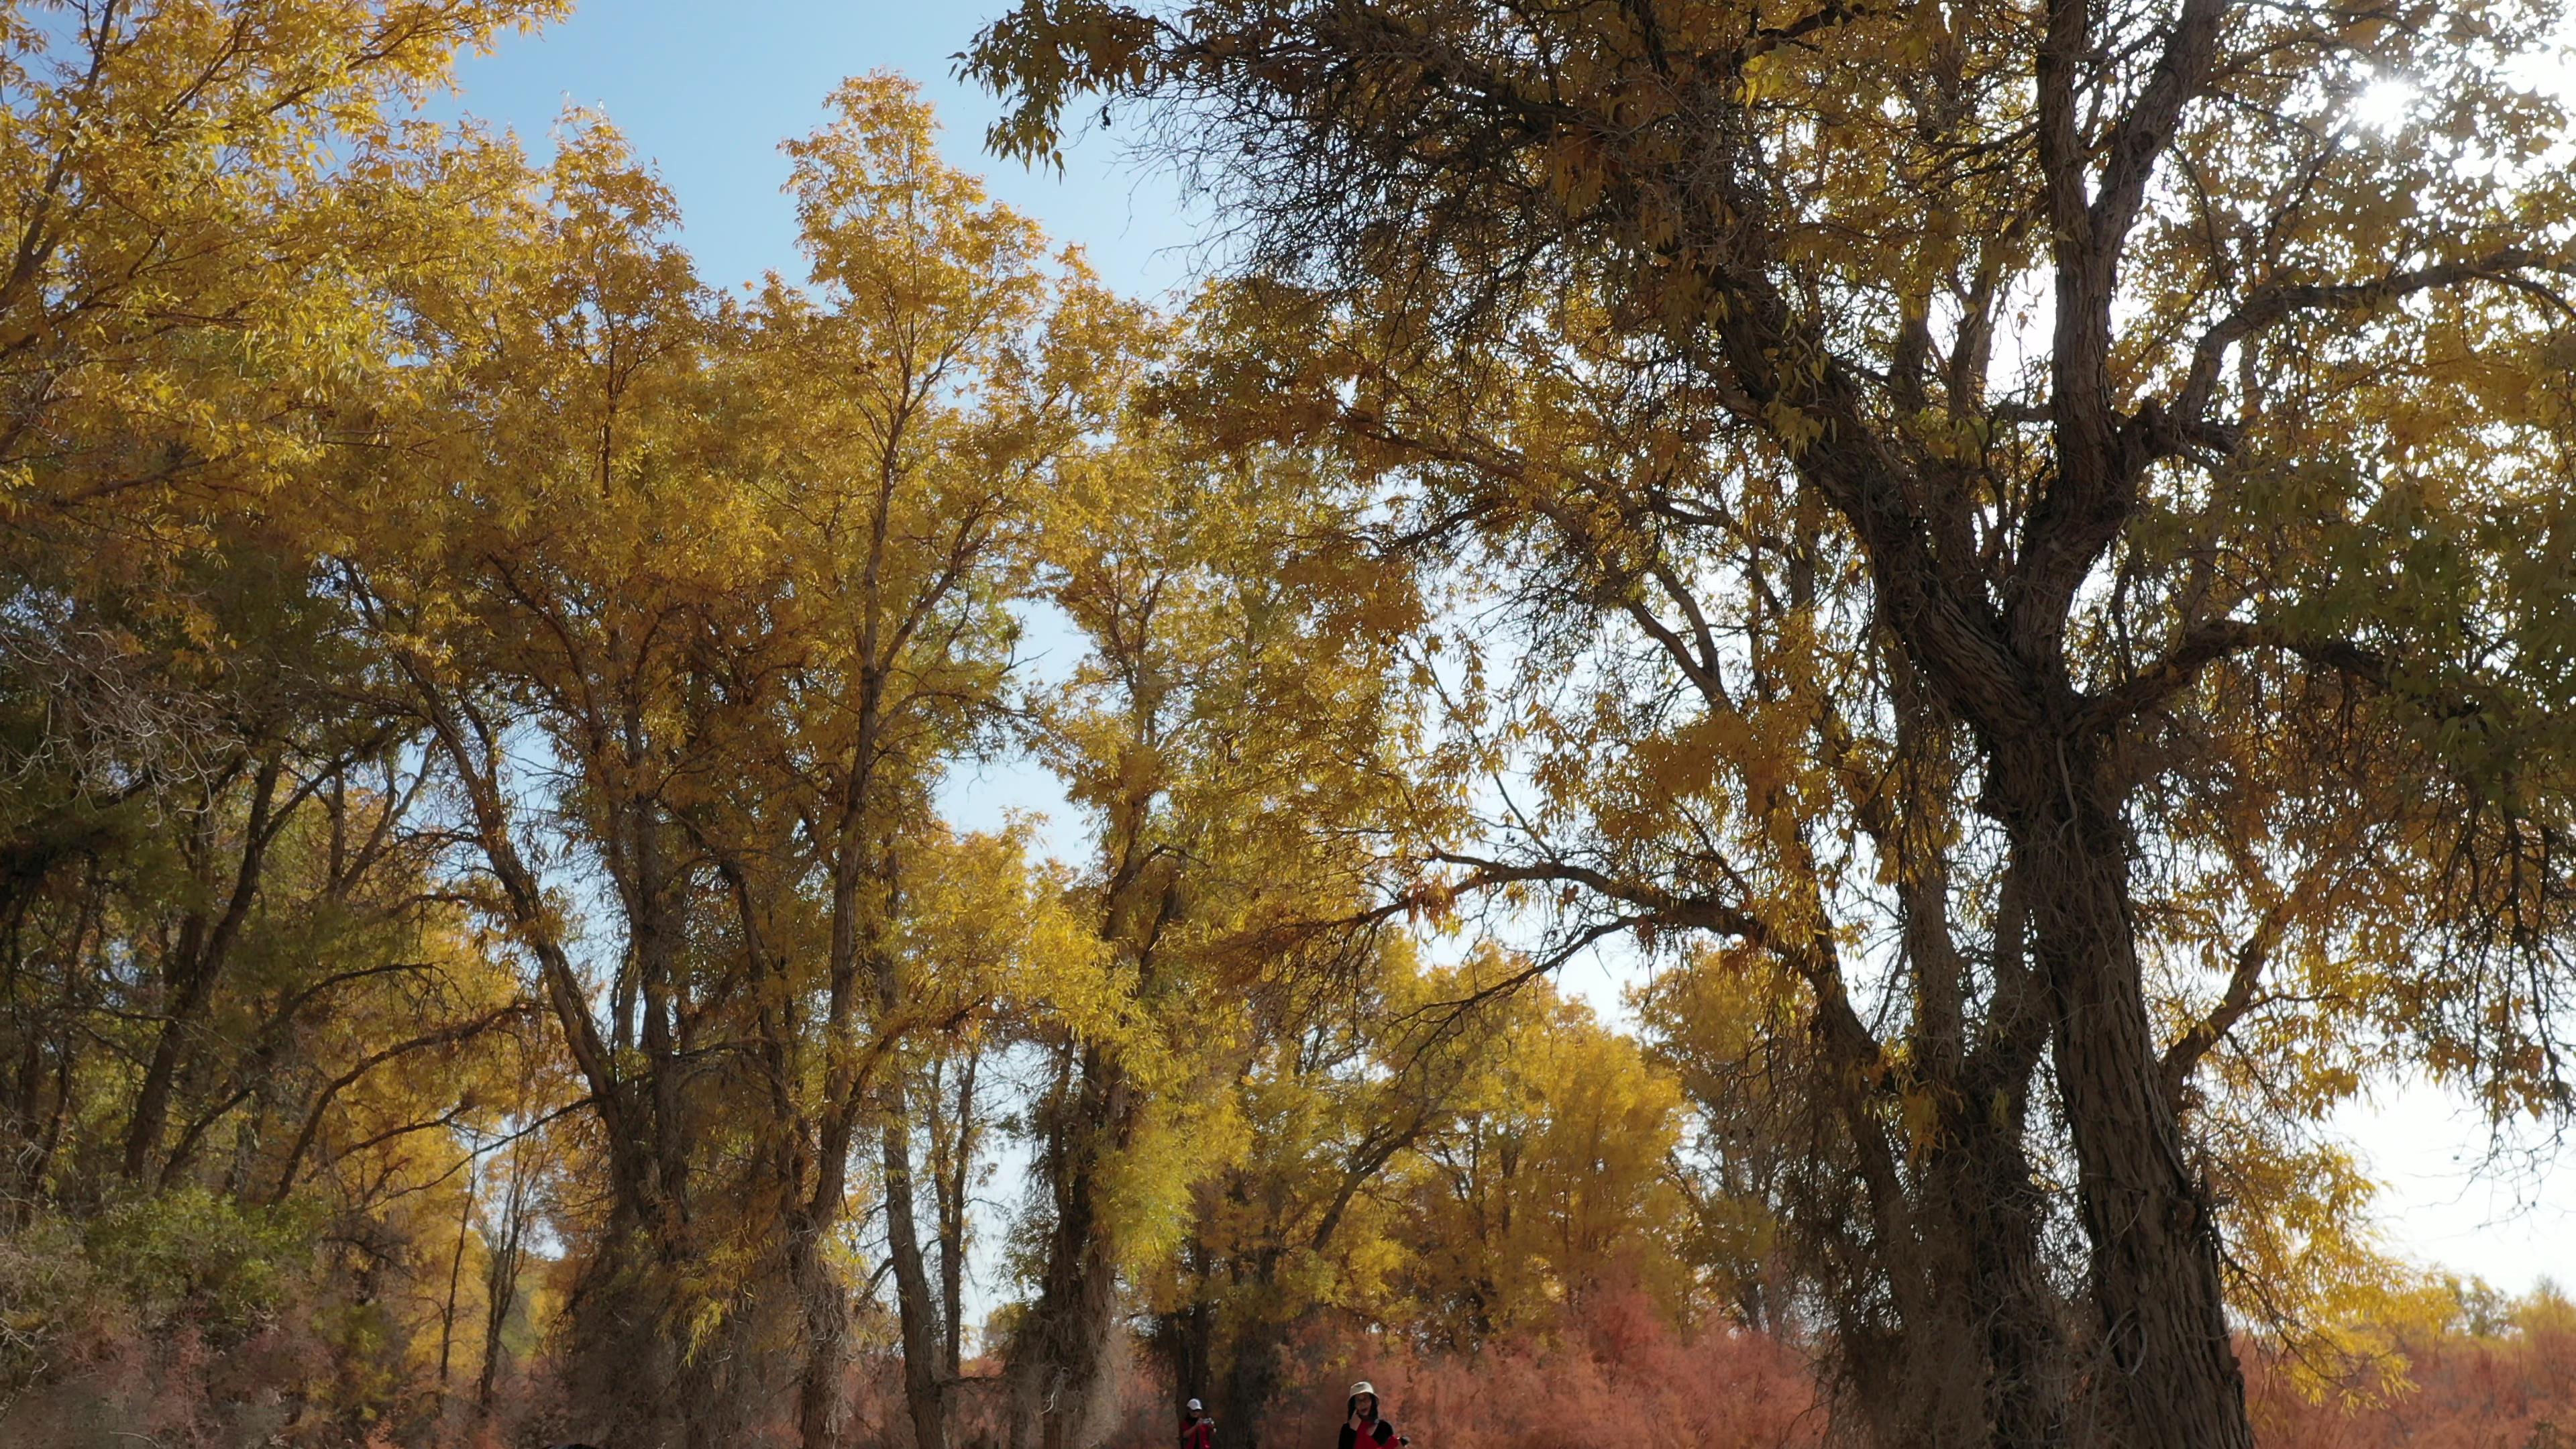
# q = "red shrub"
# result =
<box><xmin>2248</xmin><ymin>1302</ymin><xmax>2576</xmax><ymax>1449</ymax></box>
<box><xmin>1256</xmin><ymin>1288</ymin><xmax>1824</xmax><ymax>1449</ymax></box>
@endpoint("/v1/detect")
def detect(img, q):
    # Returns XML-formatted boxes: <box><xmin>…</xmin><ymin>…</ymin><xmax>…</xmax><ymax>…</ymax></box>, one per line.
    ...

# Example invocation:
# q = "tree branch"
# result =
<box><xmin>2160</xmin><ymin>902</ymin><xmax>2288</xmax><ymax>1099</ymax></box>
<box><xmin>2174</xmin><ymin>249</ymin><xmax>2573</xmax><ymax>425</ymax></box>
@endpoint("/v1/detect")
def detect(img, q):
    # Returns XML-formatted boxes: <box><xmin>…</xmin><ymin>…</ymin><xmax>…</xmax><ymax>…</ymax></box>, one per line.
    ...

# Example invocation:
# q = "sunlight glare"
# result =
<box><xmin>2352</xmin><ymin>76</ymin><xmax>2420</xmax><ymax>135</ymax></box>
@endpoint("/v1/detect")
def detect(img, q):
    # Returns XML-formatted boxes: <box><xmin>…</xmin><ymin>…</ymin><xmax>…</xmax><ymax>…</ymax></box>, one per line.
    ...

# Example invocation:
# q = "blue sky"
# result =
<box><xmin>445</xmin><ymin>1</ymin><xmax>1201</xmax><ymax>300</ymax></box>
<box><xmin>434</xmin><ymin>0</ymin><xmax>2576</xmax><ymax>1302</ymax></box>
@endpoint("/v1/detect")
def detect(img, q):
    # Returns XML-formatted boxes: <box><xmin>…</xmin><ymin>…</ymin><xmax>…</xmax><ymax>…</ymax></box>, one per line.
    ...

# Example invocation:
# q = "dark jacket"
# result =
<box><xmin>1338</xmin><ymin>1397</ymin><xmax>1396</xmax><ymax>1449</ymax></box>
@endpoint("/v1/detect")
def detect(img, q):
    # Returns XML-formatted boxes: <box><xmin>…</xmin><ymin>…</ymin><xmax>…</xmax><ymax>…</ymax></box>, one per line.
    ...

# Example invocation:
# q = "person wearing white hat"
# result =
<box><xmin>1180</xmin><ymin>1395</ymin><xmax>1216</xmax><ymax>1449</ymax></box>
<box><xmin>1339</xmin><ymin>1381</ymin><xmax>1406</xmax><ymax>1449</ymax></box>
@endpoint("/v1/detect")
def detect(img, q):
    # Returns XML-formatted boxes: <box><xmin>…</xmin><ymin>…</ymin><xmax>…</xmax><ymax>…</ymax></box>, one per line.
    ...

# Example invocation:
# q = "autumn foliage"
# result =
<box><xmin>9</xmin><ymin>1</ymin><xmax>2576</xmax><ymax>1448</ymax></box>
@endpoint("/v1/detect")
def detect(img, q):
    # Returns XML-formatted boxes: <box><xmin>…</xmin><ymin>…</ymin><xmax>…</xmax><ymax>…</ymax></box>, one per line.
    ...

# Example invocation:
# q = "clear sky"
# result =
<box><xmin>445</xmin><ymin>1</ymin><xmax>1202</xmax><ymax>300</ymax></box>
<box><xmin>437</xmin><ymin>0</ymin><xmax>2575</xmax><ymax>1303</ymax></box>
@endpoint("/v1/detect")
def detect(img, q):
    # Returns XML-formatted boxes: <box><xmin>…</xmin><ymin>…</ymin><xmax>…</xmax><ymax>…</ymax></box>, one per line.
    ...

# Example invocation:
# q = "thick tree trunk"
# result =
<box><xmin>1804</xmin><ymin>1087</ymin><xmax>1986</xmax><ymax>1449</ymax></box>
<box><xmin>557</xmin><ymin>1210</ymin><xmax>690</xmax><ymax>1448</ymax></box>
<box><xmin>1212</xmin><ymin>1300</ymin><xmax>1289</xmax><ymax>1449</ymax></box>
<box><xmin>1153</xmin><ymin>1238</ymin><xmax>1214</xmax><ymax>1420</ymax></box>
<box><xmin>790</xmin><ymin>1203</ymin><xmax>857</xmax><ymax>1449</ymax></box>
<box><xmin>1940</xmin><ymin>1087</ymin><xmax>2070</xmax><ymax>1449</ymax></box>
<box><xmin>2007</xmin><ymin>741</ymin><xmax>2251</xmax><ymax>1449</ymax></box>
<box><xmin>1006</xmin><ymin>1046</ymin><xmax>1132</xmax><ymax>1449</ymax></box>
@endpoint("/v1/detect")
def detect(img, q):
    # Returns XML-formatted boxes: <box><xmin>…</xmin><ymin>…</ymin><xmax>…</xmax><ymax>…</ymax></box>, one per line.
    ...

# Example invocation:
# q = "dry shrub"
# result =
<box><xmin>1257</xmin><ymin>1286</ymin><xmax>1824</xmax><ymax>1449</ymax></box>
<box><xmin>2248</xmin><ymin>1289</ymin><xmax>2576</xmax><ymax>1449</ymax></box>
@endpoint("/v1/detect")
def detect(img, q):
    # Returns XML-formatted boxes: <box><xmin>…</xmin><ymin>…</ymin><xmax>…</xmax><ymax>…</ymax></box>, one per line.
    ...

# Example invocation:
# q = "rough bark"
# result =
<box><xmin>790</xmin><ymin>1199</ymin><xmax>860</xmax><ymax>1449</ymax></box>
<box><xmin>1006</xmin><ymin>1044</ymin><xmax>1134</xmax><ymax>1449</ymax></box>
<box><xmin>2001</xmin><ymin>737</ymin><xmax>2251</xmax><ymax>1449</ymax></box>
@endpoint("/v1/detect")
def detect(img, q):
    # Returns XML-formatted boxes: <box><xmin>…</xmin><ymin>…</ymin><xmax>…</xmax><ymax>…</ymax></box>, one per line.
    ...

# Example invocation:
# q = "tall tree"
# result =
<box><xmin>973</xmin><ymin>4</ymin><xmax>2576</xmax><ymax>1446</ymax></box>
<box><xmin>350</xmin><ymin>113</ymin><xmax>818</xmax><ymax>1447</ymax></box>
<box><xmin>716</xmin><ymin>73</ymin><xmax>1153</xmax><ymax>1449</ymax></box>
<box><xmin>1013</xmin><ymin>408</ymin><xmax>1438</xmax><ymax>1449</ymax></box>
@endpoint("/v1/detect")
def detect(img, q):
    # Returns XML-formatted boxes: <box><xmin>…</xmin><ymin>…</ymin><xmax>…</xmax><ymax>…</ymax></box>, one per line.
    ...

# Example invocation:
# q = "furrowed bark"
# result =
<box><xmin>1999</xmin><ymin>735</ymin><xmax>2251</xmax><ymax>1449</ymax></box>
<box><xmin>881</xmin><ymin>1093</ymin><xmax>951</xmax><ymax>1449</ymax></box>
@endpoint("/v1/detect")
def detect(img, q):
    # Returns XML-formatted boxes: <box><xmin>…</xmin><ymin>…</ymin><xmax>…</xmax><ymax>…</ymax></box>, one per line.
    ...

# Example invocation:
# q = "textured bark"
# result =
<box><xmin>2002</xmin><ymin>739</ymin><xmax>2251</xmax><ymax>1449</ymax></box>
<box><xmin>1930</xmin><ymin>1087</ymin><xmax>2070</xmax><ymax>1449</ymax></box>
<box><xmin>1006</xmin><ymin>1045</ymin><xmax>1133</xmax><ymax>1449</ymax></box>
<box><xmin>790</xmin><ymin>1200</ymin><xmax>859</xmax><ymax>1449</ymax></box>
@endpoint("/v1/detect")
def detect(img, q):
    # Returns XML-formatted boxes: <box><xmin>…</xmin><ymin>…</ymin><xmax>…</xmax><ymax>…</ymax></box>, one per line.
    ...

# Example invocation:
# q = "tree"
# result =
<box><xmin>340</xmin><ymin>73</ymin><xmax>1157</xmax><ymax>1448</ymax></box>
<box><xmin>722</xmin><ymin>76</ymin><xmax>1149</xmax><ymax>1448</ymax></box>
<box><xmin>0</xmin><ymin>0</ymin><xmax>567</xmax><ymax>566</ymax></box>
<box><xmin>1392</xmin><ymin>981</ymin><xmax>1692</xmax><ymax>1348</ymax></box>
<box><xmin>1016</xmin><ymin>404</ymin><xmax>1436</xmax><ymax>1449</ymax></box>
<box><xmin>346</xmin><ymin>115</ymin><xmax>784</xmax><ymax>1446</ymax></box>
<box><xmin>0</xmin><ymin>14</ymin><xmax>580</xmax><ymax>1434</ymax></box>
<box><xmin>1</xmin><ymin>0</ymin><xmax>570</xmax><ymax>1223</ymax></box>
<box><xmin>971</xmin><ymin>4</ymin><xmax>2576</xmax><ymax>1446</ymax></box>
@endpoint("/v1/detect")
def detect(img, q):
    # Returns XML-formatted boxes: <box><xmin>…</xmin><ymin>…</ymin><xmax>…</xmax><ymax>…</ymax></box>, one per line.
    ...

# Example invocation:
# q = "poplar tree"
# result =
<box><xmin>971</xmin><ymin>3</ymin><xmax>2576</xmax><ymax>1444</ymax></box>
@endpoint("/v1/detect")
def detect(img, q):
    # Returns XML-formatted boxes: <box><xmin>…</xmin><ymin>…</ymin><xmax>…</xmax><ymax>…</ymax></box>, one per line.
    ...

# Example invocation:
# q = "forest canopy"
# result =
<box><xmin>5</xmin><ymin>2</ymin><xmax>2576</xmax><ymax>1448</ymax></box>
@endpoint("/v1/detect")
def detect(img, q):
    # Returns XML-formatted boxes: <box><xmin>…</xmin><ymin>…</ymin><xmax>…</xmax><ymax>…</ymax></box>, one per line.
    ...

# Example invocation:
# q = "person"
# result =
<box><xmin>1338</xmin><ymin>1381</ymin><xmax>1407</xmax><ymax>1449</ymax></box>
<box><xmin>1181</xmin><ymin>1397</ymin><xmax>1216</xmax><ymax>1449</ymax></box>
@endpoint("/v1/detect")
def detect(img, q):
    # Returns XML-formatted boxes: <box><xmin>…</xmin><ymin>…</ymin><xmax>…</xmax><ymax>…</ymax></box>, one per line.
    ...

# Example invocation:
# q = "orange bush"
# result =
<box><xmin>1250</xmin><ymin>1288</ymin><xmax>1823</xmax><ymax>1449</ymax></box>
<box><xmin>2248</xmin><ymin>1293</ymin><xmax>2576</xmax><ymax>1449</ymax></box>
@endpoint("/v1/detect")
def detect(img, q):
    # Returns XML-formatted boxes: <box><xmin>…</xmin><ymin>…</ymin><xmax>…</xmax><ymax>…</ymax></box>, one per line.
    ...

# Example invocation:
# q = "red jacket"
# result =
<box><xmin>1181</xmin><ymin>1415</ymin><xmax>1216</xmax><ymax>1449</ymax></box>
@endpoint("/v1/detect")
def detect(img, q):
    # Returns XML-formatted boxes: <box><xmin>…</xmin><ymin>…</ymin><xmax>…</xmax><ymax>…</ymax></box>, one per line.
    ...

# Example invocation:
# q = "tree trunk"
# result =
<box><xmin>1007</xmin><ymin>1045</ymin><xmax>1132</xmax><ymax>1449</ymax></box>
<box><xmin>1213</xmin><ymin>1299</ymin><xmax>1289</xmax><ymax>1449</ymax></box>
<box><xmin>790</xmin><ymin>1201</ymin><xmax>857</xmax><ymax>1449</ymax></box>
<box><xmin>881</xmin><ymin>1098</ymin><xmax>951</xmax><ymax>1449</ymax></box>
<box><xmin>2006</xmin><ymin>739</ymin><xmax>2251</xmax><ymax>1449</ymax></box>
<box><xmin>123</xmin><ymin>756</ymin><xmax>282</xmax><ymax>1181</ymax></box>
<box><xmin>1933</xmin><ymin>1083</ymin><xmax>2070</xmax><ymax>1449</ymax></box>
<box><xmin>1154</xmin><ymin>1238</ymin><xmax>1214</xmax><ymax>1421</ymax></box>
<box><xmin>932</xmin><ymin>1049</ymin><xmax>981</xmax><ymax>1377</ymax></box>
<box><xmin>556</xmin><ymin>1208</ymin><xmax>690</xmax><ymax>1449</ymax></box>
<box><xmin>438</xmin><ymin>1157</ymin><xmax>476</xmax><ymax>1397</ymax></box>
<box><xmin>477</xmin><ymin>1138</ymin><xmax>532</xmax><ymax>1413</ymax></box>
